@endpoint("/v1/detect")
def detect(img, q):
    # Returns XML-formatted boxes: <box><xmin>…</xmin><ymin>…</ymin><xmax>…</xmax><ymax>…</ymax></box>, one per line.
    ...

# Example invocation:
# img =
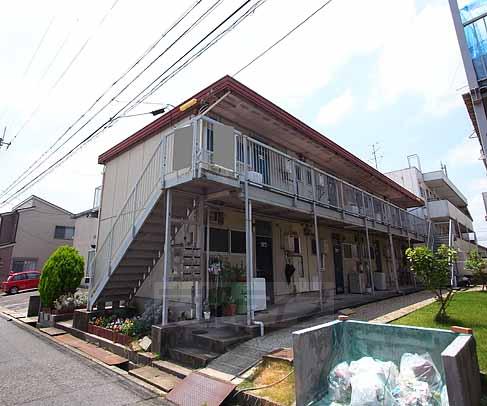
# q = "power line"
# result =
<box><xmin>7</xmin><ymin>0</ymin><xmax>120</xmax><ymax>147</ymax></box>
<box><xmin>133</xmin><ymin>0</ymin><xmax>267</xmax><ymax>107</ymax></box>
<box><xmin>23</xmin><ymin>16</ymin><xmax>56</xmax><ymax>77</ymax></box>
<box><xmin>0</xmin><ymin>0</ymin><xmax>265</xmax><ymax>208</ymax></box>
<box><xmin>233</xmin><ymin>0</ymin><xmax>336</xmax><ymax>77</ymax></box>
<box><xmin>38</xmin><ymin>18</ymin><xmax>80</xmax><ymax>82</ymax></box>
<box><xmin>0</xmin><ymin>0</ymin><xmax>212</xmax><ymax>200</ymax></box>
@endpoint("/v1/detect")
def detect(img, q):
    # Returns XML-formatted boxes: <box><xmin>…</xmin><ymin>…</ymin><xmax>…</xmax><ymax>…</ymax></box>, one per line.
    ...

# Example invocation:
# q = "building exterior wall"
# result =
<box><xmin>134</xmin><ymin>206</ymin><xmax>409</xmax><ymax>307</ymax></box>
<box><xmin>11</xmin><ymin>198</ymin><xmax>75</xmax><ymax>272</ymax></box>
<box><xmin>0</xmin><ymin>245</ymin><xmax>14</xmax><ymax>282</ymax></box>
<box><xmin>97</xmin><ymin>123</ymin><xmax>187</xmax><ymax>249</ymax></box>
<box><xmin>73</xmin><ymin>214</ymin><xmax>98</xmax><ymax>277</ymax></box>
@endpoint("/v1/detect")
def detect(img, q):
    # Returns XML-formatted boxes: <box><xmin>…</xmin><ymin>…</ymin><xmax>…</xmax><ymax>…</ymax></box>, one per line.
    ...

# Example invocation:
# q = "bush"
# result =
<box><xmin>39</xmin><ymin>246</ymin><xmax>84</xmax><ymax>308</ymax></box>
<box><xmin>465</xmin><ymin>249</ymin><xmax>487</xmax><ymax>290</ymax></box>
<box><xmin>406</xmin><ymin>244</ymin><xmax>457</xmax><ymax>321</ymax></box>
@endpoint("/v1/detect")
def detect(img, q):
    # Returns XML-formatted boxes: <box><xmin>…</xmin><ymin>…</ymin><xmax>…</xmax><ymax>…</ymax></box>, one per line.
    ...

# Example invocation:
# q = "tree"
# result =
<box><xmin>406</xmin><ymin>244</ymin><xmax>457</xmax><ymax>321</ymax></box>
<box><xmin>465</xmin><ymin>249</ymin><xmax>487</xmax><ymax>291</ymax></box>
<box><xmin>39</xmin><ymin>246</ymin><xmax>84</xmax><ymax>308</ymax></box>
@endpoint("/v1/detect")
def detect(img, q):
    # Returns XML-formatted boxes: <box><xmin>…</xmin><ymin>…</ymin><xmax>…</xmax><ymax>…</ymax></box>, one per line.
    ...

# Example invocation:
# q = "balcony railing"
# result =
<box><xmin>197</xmin><ymin>117</ymin><xmax>427</xmax><ymax>237</ymax></box>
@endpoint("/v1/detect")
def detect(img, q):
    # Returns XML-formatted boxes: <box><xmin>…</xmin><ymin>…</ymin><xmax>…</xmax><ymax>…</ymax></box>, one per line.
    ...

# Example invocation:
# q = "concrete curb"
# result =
<box><xmin>0</xmin><ymin>310</ymin><xmax>167</xmax><ymax>400</ymax></box>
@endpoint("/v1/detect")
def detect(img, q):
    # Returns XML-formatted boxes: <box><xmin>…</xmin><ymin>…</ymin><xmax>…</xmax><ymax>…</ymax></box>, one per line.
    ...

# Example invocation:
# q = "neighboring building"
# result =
<box><xmin>449</xmin><ymin>0</ymin><xmax>487</xmax><ymax>169</ymax></box>
<box><xmin>88</xmin><ymin>75</ymin><xmax>428</xmax><ymax>329</ymax></box>
<box><xmin>72</xmin><ymin>186</ymin><xmax>101</xmax><ymax>286</ymax></box>
<box><xmin>386</xmin><ymin>163</ymin><xmax>487</xmax><ymax>277</ymax></box>
<box><xmin>0</xmin><ymin>195</ymin><xmax>75</xmax><ymax>282</ymax></box>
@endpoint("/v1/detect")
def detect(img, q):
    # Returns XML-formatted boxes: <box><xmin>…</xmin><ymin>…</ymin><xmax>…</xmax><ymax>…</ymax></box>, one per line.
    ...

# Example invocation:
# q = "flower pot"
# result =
<box><xmin>223</xmin><ymin>304</ymin><xmax>237</xmax><ymax>316</ymax></box>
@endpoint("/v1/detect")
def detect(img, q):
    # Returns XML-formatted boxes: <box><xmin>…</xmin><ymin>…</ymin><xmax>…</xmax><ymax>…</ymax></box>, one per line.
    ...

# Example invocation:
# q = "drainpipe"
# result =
<box><xmin>253</xmin><ymin>320</ymin><xmax>264</xmax><ymax>337</ymax></box>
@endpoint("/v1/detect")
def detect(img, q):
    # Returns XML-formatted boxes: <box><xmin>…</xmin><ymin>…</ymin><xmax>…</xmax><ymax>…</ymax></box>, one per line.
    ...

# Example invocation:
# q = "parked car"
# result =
<box><xmin>1</xmin><ymin>271</ymin><xmax>41</xmax><ymax>294</ymax></box>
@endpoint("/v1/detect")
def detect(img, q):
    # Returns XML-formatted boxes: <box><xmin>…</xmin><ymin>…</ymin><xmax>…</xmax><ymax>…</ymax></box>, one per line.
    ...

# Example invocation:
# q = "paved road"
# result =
<box><xmin>0</xmin><ymin>316</ymin><xmax>167</xmax><ymax>405</ymax></box>
<box><xmin>0</xmin><ymin>290</ymin><xmax>38</xmax><ymax>316</ymax></box>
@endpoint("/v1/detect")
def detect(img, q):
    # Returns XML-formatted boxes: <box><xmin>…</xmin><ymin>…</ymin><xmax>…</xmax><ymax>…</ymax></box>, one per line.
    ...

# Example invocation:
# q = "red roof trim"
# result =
<box><xmin>98</xmin><ymin>75</ymin><xmax>422</xmax><ymax>206</ymax></box>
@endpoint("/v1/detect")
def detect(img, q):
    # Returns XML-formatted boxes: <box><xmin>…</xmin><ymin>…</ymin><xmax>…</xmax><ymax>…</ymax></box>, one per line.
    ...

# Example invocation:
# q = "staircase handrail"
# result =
<box><xmin>89</xmin><ymin>137</ymin><xmax>165</xmax><ymax>304</ymax></box>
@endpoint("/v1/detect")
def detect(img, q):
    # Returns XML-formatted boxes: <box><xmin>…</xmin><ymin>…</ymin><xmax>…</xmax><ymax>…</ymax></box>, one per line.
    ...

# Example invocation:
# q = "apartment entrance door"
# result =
<box><xmin>332</xmin><ymin>234</ymin><xmax>345</xmax><ymax>294</ymax></box>
<box><xmin>256</xmin><ymin>236</ymin><xmax>274</xmax><ymax>305</ymax></box>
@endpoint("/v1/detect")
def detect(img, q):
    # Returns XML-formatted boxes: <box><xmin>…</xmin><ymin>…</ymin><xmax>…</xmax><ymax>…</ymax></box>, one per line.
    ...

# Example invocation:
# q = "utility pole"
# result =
<box><xmin>370</xmin><ymin>142</ymin><xmax>382</xmax><ymax>170</ymax></box>
<box><xmin>0</xmin><ymin>127</ymin><xmax>10</xmax><ymax>150</ymax></box>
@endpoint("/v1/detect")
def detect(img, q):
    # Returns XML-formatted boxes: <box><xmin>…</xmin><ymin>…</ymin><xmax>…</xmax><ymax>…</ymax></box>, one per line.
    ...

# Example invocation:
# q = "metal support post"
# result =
<box><xmin>206</xmin><ymin>209</ymin><xmax>210</xmax><ymax>301</ymax></box>
<box><xmin>196</xmin><ymin>198</ymin><xmax>205</xmax><ymax>320</ymax></box>
<box><xmin>364</xmin><ymin>219</ymin><xmax>375</xmax><ymax>294</ymax></box>
<box><xmin>162</xmin><ymin>190</ymin><xmax>172</xmax><ymax>325</ymax></box>
<box><xmin>389</xmin><ymin>230</ymin><xmax>400</xmax><ymax>292</ymax></box>
<box><xmin>311</xmin><ymin>169</ymin><xmax>324</xmax><ymax>311</ymax></box>
<box><xmin>243</xmin><ymin>135</ymin><xmax>254</xmax><ymax>325</ymax></box>
<box><xmin>313</xmin><ymin>209</ymin><xmax>324</xmax><ymax>311</ymax></box>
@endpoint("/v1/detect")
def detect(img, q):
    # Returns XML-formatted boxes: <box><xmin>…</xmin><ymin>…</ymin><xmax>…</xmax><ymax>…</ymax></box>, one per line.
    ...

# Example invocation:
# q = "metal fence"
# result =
<box><xmin>230</xmin><ymin>132</ymin><xmax>427</xmax><ymax>237</ymax></box>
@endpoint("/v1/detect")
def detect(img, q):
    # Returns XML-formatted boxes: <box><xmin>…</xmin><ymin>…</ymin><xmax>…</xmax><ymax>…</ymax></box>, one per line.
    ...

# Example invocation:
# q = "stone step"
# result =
<box><xmin>54</xmin><ymin>334</ymin><xmax>128</xmax><ymax>368</ymax></box>
<box><xmin>129</xmin><ymin>366</ymin><xmax>181</xmax><ymax>392</ymax></box>
<box><xmin>39</xmin><ymin>327</ymin><xmax>67</xmax><ymax>336</ymax></box>
<box><xmin>191</xmin><ymin>327</ymin><xmax>253</xmax><ymax>354</ymax></box>
<box><xmin>152</xmin><ymin>360</ymin><xmax>192</xmax><ymax>379</ymax></box>
<box><xmin>169</xmin><ymin>346</ymin><xmax>220</xmax><ymax>369</ymax></box>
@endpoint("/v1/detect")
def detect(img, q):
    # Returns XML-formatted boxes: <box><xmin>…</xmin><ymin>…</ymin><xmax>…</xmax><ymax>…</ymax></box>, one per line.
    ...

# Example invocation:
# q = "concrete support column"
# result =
<box><xmin>364</xmin><ymin>220</ymin><xmax>375</xmax><ymax>294</ymax></box>
<box><xmin>389</xmin><ymin>230</ymin><xmax>400</xmax><ymax>292</ymax></box>
<box><xmin>162</xmin><ymin>190</ymin><xmax>172</xmax><ymax>326</ymax></box>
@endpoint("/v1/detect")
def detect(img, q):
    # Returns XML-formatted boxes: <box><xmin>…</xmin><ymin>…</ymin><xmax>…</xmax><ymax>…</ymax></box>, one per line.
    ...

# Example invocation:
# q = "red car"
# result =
<box><xmin>1</xmin><ymin>271</ymin><xmax>41</xmax><ymax>294</ymax></box>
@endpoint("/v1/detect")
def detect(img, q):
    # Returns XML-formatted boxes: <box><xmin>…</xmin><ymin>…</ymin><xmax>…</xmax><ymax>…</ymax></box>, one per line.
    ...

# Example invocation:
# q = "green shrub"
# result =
<box><xmin>39</xmin><ymin>246</ymin><xmax>84</xmax><ymax>308</ymax></box>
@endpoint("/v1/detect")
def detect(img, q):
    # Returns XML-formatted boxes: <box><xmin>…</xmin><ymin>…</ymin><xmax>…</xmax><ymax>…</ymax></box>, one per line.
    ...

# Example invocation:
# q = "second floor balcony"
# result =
<box><xmin>164</xmin><ymin>116</ymin><xmax>427</xmax><ymax>239</ymax></box>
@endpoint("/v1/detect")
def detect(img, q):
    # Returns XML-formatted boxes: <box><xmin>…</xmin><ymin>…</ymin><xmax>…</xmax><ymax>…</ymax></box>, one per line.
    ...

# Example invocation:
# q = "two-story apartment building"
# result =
<box><xmin>386</xmin><ymin>163</ymin><xmax>486</xmax><ymax>277</ymax></box>
<box><xmin>0</xmin><ymin>195</ymin><xmax>75</xmax><ymax>282</ymax></box>
<box><xmin>88</xmin><ymin>76</ymin><xmax>427</xmax><ymax>329</ymax></box>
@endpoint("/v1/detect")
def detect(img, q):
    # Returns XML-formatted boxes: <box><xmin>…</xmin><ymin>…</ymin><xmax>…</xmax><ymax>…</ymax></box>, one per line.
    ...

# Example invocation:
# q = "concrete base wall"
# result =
<box><xmin>292</xmin><ymin>320</ymin><xmax>481</xmax><ymax>406</ymax></box>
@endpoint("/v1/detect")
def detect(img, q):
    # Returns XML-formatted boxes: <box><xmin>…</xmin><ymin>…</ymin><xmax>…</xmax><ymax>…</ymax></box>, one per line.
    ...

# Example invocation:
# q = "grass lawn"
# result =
<box><xmin>391</xmin><ymin>291</ymin><xmax>487</xmax><ymax>373</ymax></box>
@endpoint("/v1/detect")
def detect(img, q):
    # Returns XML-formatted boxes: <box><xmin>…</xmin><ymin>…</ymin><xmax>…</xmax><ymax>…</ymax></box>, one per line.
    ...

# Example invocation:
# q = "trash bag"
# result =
<box><xmin>440</xmin><ymin>385</ymin><xmax>449</xmax><ymax>406</ymax></box>
<box><xmin>350</xmin><ymin>371</ymin><xmax>394</xmax><ymax>406</ymax></box>
<box><xmin>399</xmin><ymin>353</ymin><xmax>442</xmax><ymax>392</ymax></box>
<box><xmin>393</xmin><ymin>379</ymin><xmax>433</xmax><ymax>406</ymax></box>
<box><xmin>328</xmin><ymin>362</ymin><xmax>352</xmax><ymax>403</ymax></box>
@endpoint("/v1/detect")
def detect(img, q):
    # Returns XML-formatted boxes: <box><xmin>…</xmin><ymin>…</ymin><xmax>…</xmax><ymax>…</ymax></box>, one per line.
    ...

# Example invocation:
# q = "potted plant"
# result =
<box><xmin>223</xmin><ymin>295</ymin><xmax>237</xmax><ymax>316</ymax></box>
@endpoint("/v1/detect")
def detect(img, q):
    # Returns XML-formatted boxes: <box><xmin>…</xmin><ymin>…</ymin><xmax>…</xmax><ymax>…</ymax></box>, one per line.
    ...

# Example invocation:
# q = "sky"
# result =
<box><xmin>1</xmin><ymin>0</ymin><xmax>486</xmax><ymax>242</ymax></box>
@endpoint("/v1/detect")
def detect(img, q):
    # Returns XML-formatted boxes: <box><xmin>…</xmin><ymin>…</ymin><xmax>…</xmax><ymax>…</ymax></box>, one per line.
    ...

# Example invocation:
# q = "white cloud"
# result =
<box><xmin>445</xmin><ymin>138</ymin><xmax>483</xmax><ymax>168</ymax></box>
<box><xmin>315</xmin><ymin>90</ymin><xmax>354</xmax><ymax>127</ymax></box>
<box><xmin>370</xmin><ymin>1</ymin><xmax>466</xmax><ymax>116</ymax></box>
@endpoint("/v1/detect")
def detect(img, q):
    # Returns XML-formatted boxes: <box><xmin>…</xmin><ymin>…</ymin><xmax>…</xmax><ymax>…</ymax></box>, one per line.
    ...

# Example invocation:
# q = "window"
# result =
<box><xmin>231</xmin><ymin>230</ymin><xmax>246</xmax><ymax>254</ymax></box>
<box><xmin>306</xmin><ymin>169</ymin><xmax>312</xmax><ymax>185</ymax></box>
<box><xmin>27</xmin><ymin>272</ymin><xmax>40</xmax><ymax>280</ymax></box>
<box><xmin>12</xmin><ymin>259</ymin><xmax>37</xmax><ymax>273</ymax></box>
<box><xmin>13</xmin><ymin>273</ymin><xmax>26</xmax><ymax>281</ymax></box>
<box><xmin>206</xmin><ymin>122</ymin><xmax>214</xmax><ymax>152</ymax></box>
<box><xmin>54</xmin><ymin>226</ymin><xmax>75</xmax><ymax>240</ymax></box>
<box><xmin>208</xmin><ymin>228</ymin><xmax>229</xmax><ymax>253</ymax></box>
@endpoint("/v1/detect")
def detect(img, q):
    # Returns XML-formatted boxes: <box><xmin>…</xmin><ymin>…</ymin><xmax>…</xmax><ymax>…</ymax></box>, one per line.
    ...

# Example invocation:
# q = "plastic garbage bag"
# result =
<box><xmin>393</xmin><ymin>379</ymin><xmax>433</xmax><ymax>406</ymax></box>
<box><xmin>328</xmin><ymin>362</ymin><xmax>352</xmax><ymax>403</ymax></box>
<box><xmin>399</xmin><ymin>353</ymin><xmax>442</xmax><ymax>392</ymax></box>
<box><xmin>440</xmin><ymin>385</ymin><xmax>449</xmax><ymax>406</ymax></box>
<box><xmin>350</xmin><ymin>371</ymin><xmax>394</xmax><ymax>406</ymax></box>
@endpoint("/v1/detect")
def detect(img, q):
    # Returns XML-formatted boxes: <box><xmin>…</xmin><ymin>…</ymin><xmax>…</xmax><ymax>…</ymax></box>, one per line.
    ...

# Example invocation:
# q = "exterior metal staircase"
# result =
<box><xmin>88</xmin><ymin>139</ymin><xmax>167</xmax><ymax>309</ymax></box>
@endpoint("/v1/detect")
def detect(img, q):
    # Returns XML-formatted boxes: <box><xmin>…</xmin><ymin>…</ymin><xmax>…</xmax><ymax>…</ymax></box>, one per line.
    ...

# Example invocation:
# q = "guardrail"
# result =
<box><xmin>226</xmin><ymin>123</ymin><xmax>426</xmax><ymax>236</ymax></box>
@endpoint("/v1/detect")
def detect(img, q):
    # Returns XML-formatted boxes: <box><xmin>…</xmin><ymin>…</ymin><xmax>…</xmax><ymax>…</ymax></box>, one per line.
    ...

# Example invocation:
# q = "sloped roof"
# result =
<box><xmin>98</xmin><ymin>75</ymin><xmax>423</xmax><ymax>208</ymax></box>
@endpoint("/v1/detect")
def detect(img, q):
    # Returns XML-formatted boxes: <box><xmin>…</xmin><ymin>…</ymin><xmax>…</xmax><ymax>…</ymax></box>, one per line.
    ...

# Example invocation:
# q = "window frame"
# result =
<box><xmin>54</xmin><ymin>225</ymin><xmax>75</xmax><ymax>240</ymax></box>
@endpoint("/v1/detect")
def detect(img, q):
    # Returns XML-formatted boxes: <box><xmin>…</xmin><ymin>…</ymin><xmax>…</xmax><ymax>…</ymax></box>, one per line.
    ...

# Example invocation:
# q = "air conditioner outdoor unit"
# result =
<box><xmin>248</xmin><ymin>171</ymin><xmax>263</xmax><ymax>184</ymax></box>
